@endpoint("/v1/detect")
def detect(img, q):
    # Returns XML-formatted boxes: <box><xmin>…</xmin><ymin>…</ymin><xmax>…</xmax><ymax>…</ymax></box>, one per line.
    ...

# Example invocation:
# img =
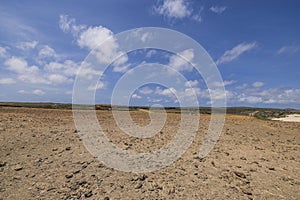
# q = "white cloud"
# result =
<box><xmin>60</xmin><ymin>15</ymin><xmax>128</xmax><ymax>72</ymax></box>
<box><xmin>0</xmin><ymin>78</ymin><xmax>16</xmax><ymax>84</ymax></box>
<box><xmin>87</xmin><ymin>82</ymin><xmax>105</xmax><ymax>91</ymax></box>
<box><xmin>16</xmin><ymin>41</ymin><xmax>38</xmax><ymax>51</ymax></box>
<box><xmin>59</xmin><ymin>15</ymin><xmax>86</xmax><ymax>36</ymax></box>
<box><xmin>141</xmin><ymin>32</ymin><xmax>151</xmax><ymax>43</ymax></box>
<box><xmin>252</xmin><ymin>81</ymin><xmax>264</xmax><ymax>88</ymax></box>
<box><xmin>76</xmin><ymin>62</ymin><xmax>103</xmax><ymax>80</ymax></box>
<box><xmin>184</xmin><ymin>80</ymin><xmax>199</xmax><ymax>87</ymax></box>
<box><xmin>239</xmin><ymin>96</ymin><xmax>263</xmax><ymax>104</ymax></box>
<box><xmin>139</xmin><ymin>87</ymin><xmax>153</xmax><ymax>95</ymax></box>
<box><xmin>18</xmin><ymin>89</ymin><xmax>45</xmax><ymax>95</ymax></box>
<box><xmin>210</xmin><ymin>6</ymin><xmax>227</xmax><ymax>14</ymax></box>
<box><xmin>191</xmin><ymin>14</ymin><xmax>202</xmax><ymax>22</ymax></box>
<box><xmin>18</xmin><ymin>73</ymin><xmax>49</xmax><ymax>84</ymax></box>
<box><xmin>113</xmin><ymin>63</ymin><xmax>130</xmax><ymax>73</ymax></box>
<box><xmin>235</xmin><ymin>87</ymin><xmax>300</xmax><ymax>105</ymax></box>
<box><xmin>4</xmin><ymin>56</ymin><xmax>49</xmax><ymax>84</ymax></box>
<box><xmin>132</xmin><ymin>94</ymin><xmax>142</xmax><ymax>99</ymax></box>
<box><xmin>169</xmin><ymin>49</ymin><xmax>194</xmax><ymax>72</ymax></box>
<box><xmin>32</xmin><ymin>89</ymin><xmax>45</xmax><ymax>96</ymax></box>
<box><xmin>38</xmin><ymin>45</ymin><xmax>57</xmax><ymax>58</ymax></box>
<box><xmin>18</xmin><ymin>90</ymin><xmax>27</xmax><ymax>94</ymax></box>
<box><xmin>44</xmin><ymin>60</ymin><xmax>79</xmax><ymax>77</ymax></box>
<box><xmin>154</xmin><ymin>0</ymin><xmax>192</xmax><ymax>19</ymax></box>
<box><xmin>77</xmin><ymin>26</ymin><xmax>113</xmax><ymax>50</ymax></box>
<box><xmin>236</xmin><ymin>83</ymin><xmax>248</xmax><ymax>90</ymax></box>
<box><xmin>4</xmin><ymin>56</ymin><xmax>28</xmax><ymax>73</ymax></box>
<box><xmin>147</xmin><ymin>97</ymin><xmax>162</xmax><ymax>103</ymax></box>
<box><xmin>182</xmin><ymin>87</ymin><xmax>202</xmax><ymax>98</ymax></box>
<box><xmin>0</xmin><ymin>47</ymin><xmax>7</xmax><ymax>57</ymax></box>
<box><xmin>146</xmin><ymin>49</ymin><xmax>157</xmax><ymax>58</ymax></box>
<box><xmin>47</xmin><ymin>74</ymin><xmax>72</xmax><ymax>84</ymax></box>
<box><xmin>212</xmin><ymin>80</ymin><xmax>236</xmax><ymax>87</ymax></box>
<box><xmin>277</xmin><ymin>45</ymin><xmax>300</xmax><ymax>55</ymax></box>
<box><xmin>4</xmin><ymin>56</ymin><xmax>76</xmax><ymax>85</ymax></box>
<box><xmin>131</xmin><ymin>29</ymin><xmax>154</xmax><ymax>43</ymax></box>
<box><xmin>216</xmin><ymin>42</ymin><xmax>256</xmax><ymax>65</ymax></box>
<box><xmin>155</xmin><ymin>87</ymin><xmax>177</xmax><ymax>97</ymax></box>
<box><xmin>208</xmin><ymin>88</ymin><xmax>229</xmax><ymax>101</ymax></box>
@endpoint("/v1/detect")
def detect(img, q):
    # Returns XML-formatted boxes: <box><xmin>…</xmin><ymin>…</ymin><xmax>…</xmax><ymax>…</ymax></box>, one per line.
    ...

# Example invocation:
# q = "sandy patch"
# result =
<box><xmin>272</xmin><ymin>114</ymin><xmax>300</xmax><ymax>122</ymax></box>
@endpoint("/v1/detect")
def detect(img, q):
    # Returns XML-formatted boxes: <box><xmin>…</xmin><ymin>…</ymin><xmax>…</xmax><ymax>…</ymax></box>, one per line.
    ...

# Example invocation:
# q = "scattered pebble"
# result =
<box><xmin>135</xmin><ymin>183</ymin><xmax>143</xmax><ymax>189</ymax></box>
<box><xmin>14</xmin><ymin>164</ymin><xmax>23</xmax><ymax>171</ymax></box>
<box><xmin>65</xmin><ymin>174</ymin><xmax>73</xmax><ymax>179</ymax></box>
<box><xmin>65</xmin><ymin>146</ymin><xmax>71</xmax><ymax>151</ymax></box>
<box><xmin>0</xmin><ymin>161</ymin><xmax>6</xmax><ymax>167</ymax></box>
<box><xmin>268</xmin><ymin>167</ymin><xmax>275</xmax><ymax>171</ymax></box>
<box><xmin>233</xmin><ymin>171</ymin><xmax>246</xmax><ymax>179</ymax></box>
<box><xmin>84</xmin><ymin>191</ymin><xmax>93</xmax><ymax>198</ymax></box>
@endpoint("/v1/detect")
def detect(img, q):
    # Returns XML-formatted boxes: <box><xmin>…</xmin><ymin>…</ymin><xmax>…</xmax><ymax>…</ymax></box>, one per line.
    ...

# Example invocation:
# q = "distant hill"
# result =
<box><xmin>0</xmin><ymin>102</ymin><xmax>299</xmax><ymax>119</ymax></box>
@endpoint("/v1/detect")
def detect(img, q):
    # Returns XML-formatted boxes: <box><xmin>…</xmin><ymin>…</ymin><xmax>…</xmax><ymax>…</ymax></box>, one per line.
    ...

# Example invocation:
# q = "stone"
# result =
<box><xmin>233</xmin><ymin>171</ymin><xmax>246</xmax><ymax>179</ymax></box>
<box><xmin>135</xmin><ymin>183</ymin><xmax>143</xmax><ymax>189</ymax></box>
<box><xmin>14</xmin><ymin>164</ymin><xmax>23</xmax><ymax>171</ymax></box>
<box><xmin>65</xmin><ymin>146</ymin><xmax>71</xmax><ymax>151</ymax></box>
<box><xmin>65</xmin><ymin>174</ymin><xmax>73</xmax><ymax>179</ymax></box>
<box><xmin>84</xmin><ymin>191</ymin><xmax>93</xmax><ymax>198</ymax></box>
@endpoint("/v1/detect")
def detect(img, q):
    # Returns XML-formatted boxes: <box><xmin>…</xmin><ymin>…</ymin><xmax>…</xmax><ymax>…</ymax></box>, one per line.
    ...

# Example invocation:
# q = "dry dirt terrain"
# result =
<box><xmin>0</xmin><ymin>107</ymin><xmax>299</xmax><ymax>199</ymax></box>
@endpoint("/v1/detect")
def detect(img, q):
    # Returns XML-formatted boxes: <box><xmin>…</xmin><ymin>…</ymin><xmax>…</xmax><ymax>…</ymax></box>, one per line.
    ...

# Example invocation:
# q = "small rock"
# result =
<box><xmin>131</xmin><ymin>174</ymin><xmax>148</xmax><ymax>182</ymax></box>
<box><xmin>233</xmin><ymin>171</ymin><xmax>246</xmax><ymax>179</ymax></box>
<box><xmin>211</xmin><ymin>161</ymin><xmax>216</xmax><ymax>167</ymax></box>
<box><xmin>135</xmin><ymin>183</ymin><xmax>143</xmax><ymax>189</ymax></box>
<box><xmin>14</xmin><ymin>164</ymin><xmax>23</xmax><ymax>171</ymax></box>
<box><xmin>84</xmin><ymin>191</ymin><xmax>93</xmax><ymax>198</ymax></box>
<box><xmin>195</xmin><ymin>157</ymin><xmax>206</xmax><ymax>162</ymax></box>
<box><xmin>78</xmin><ymin>180</ymin><xmax>87</xmax><ymax>186</ymax></box>
<box><xmin>168</xmin><ymin>187</ymin><xmax>176</xmax><ymax>194</ymax></box>
<box><xmin>0</xmin><ymin>161</ymin><xmax>6</xmax><ymax>167</ymax></box>
<box><xmin>139</xmin><ymin>174</ymin><xmax>148</xmax><ymax>181</ymax></box>
<box><xmin>13</xmin><ymin>176</ymin><xmax>21</xmax><ymax>180</ymax></box>
<box><xmin>82</xmin><ymin>162</ymin><xmax>89</xmax><ymax>168</ymax></box>
<box><xmin>241</xmin><ymin>187</ymin><xmax>252</xmax><ymax>195</ymax></box>
<box><xmin>73</xmin><ymin>169</ymin><xmax>80</xmax><ymax>174</ymax></box>
<box><xmin>65</xmin><ymin>174</ymin><xmax>73</xmax><ymax>179</ymax></box>
<box><xmin>65</xmin><ymin>146</ymin><xmax>71</xmax><ymax>151</ymax></box>
<box><xmin>240</xmin><ymin>157</ymin><xmax>247</xmax><ymax>160</ymax></box>
<box><xmin>268</xmin><ymin>167</ymin><xmax>275</xmax><ymax>171</ymax></box>
<box><xmin>104</xmin><ymin>197</ymin><xmax>110</xmax><ymax>200</ymax></box>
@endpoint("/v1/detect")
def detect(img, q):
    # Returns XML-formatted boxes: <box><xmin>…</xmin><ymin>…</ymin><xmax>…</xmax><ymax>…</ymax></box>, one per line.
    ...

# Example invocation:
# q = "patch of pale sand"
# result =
<box><xmin>272</xmin><ymin>114</ymin><xmax>300</xmax><ymax>122</ymax></box>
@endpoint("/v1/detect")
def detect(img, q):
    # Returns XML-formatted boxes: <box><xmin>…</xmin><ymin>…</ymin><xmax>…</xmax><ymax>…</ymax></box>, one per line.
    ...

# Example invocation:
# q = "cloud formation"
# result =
<box><xmin>0</xmin><ymin>78</ymin><xmax>16</xmax><ymax>85</ymax></box>
<box><xmin>277</xmin><ymin>45</ymin><xmax>300</xmax><ymax>55</ymax></box>
<box><xmin>252</xmin><ymin>81</ymin><xmax>264</xmax><ymax>88</ymax></box>
<box><xmin>210</xmin><ymin>6</ymin><xmax>227</xmax><ymax>14</ymax></box>
<box><xmin>16</xmin><ymin>41</ymin><xmax>38</xmax><ymax>51</ymax></box>
<box><xmin>59</xmin><ymin>15</ymin><xmax>128</xmax><ymax>71</ymax></box>
<box><xmin>216</xmin><ymin>42</ymin><xmax>256</xmax><ymax>65</ymax></box>
<box><xmin>168</xmin><ymin>49</ymin><xmax>194</xmax><ymax>72</ymax></box>
<box><xmin>154</xmin><ymin>0</ymin><xmax>191</xmax><ymax>19</ymax></box>
<box><xmin>0</xmin><ymin>47</ymin><xmax>7</xmax><ymax>57</ymax></box>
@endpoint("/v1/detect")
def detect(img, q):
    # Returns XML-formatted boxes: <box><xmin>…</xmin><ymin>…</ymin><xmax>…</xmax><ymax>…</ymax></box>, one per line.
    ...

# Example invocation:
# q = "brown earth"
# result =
<box><xmin>0</xmin><ymin>107</ymin><xmax>299</xmax><ymax>200</ymax></box>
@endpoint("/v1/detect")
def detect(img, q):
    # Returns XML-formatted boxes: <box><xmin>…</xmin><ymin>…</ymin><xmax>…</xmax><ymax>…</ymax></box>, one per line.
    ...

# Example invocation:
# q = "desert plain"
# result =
<box><xmin>0</xmin><ymin>106</ymin><xmax>299</xmax><ymax>199</ymax></box>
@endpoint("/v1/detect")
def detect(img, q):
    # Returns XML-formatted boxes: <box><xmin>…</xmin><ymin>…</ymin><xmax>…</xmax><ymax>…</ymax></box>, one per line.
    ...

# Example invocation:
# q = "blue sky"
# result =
<box><xmin>0</xmin><ymin>0</ymin><xmax>299</xmax><ymax>109</ymax></box>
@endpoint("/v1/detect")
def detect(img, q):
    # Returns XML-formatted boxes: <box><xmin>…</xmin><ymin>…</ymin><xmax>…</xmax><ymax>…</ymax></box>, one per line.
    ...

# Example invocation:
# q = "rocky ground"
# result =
<box><xmin>0</xmin><ymin>107</ymin><xmax>299</xmax><ymax>199</ymax></box>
